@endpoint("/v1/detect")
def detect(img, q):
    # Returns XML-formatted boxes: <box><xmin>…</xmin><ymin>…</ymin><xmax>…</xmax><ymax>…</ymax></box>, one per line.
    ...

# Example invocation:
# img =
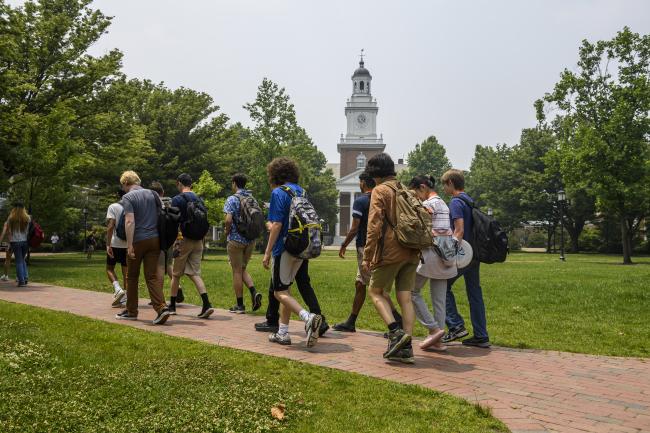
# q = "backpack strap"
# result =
<box><xmin>149</xmin><ymin>190</ymin><xmax>162</xmax><ymax>210</ymax></box>
<box><xmin>455</xmin><ymin>194</ymin><xmax>475</xmax><ymax>208</ymax></box>
<box><xmin>280</xmin><ymin>185</ymin><xmax>304</xmax><ymax>198</ymax></box>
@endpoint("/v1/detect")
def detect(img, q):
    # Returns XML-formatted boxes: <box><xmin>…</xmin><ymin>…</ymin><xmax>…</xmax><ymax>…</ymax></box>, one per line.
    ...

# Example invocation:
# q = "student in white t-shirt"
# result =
<box><xmin>106</xmin><ymin>189</ymin><xmax>128</xmax><ymax>308</ymax></box>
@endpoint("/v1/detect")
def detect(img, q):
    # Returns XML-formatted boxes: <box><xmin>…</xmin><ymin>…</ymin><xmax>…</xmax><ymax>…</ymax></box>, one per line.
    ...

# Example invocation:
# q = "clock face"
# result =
<box><xmin>357</xmin><ymin>113</ymin><xmax>367</xmax><ymax>127</ymax></box>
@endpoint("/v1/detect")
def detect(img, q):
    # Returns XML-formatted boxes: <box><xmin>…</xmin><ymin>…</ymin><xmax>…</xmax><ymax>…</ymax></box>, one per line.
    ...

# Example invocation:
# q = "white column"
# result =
<box><xmin>335</xmin><ymin>192</ymin><xmax>341</xmax><ymax>238</ymax></box>
<box><xmin>349</xmin><ymin>190</ymin><xmax>355</xmax><ymax>231</ymax></box>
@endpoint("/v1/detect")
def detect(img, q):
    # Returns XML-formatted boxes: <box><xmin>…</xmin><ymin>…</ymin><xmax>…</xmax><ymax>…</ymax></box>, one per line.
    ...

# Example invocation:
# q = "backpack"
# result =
<box><xmin>280</xmin><ymin>186</ymin><xmax>322</xmax><ymax>259</ymax></box>
<box><xmin>235</xmin><ymin>193</ymin><xmax>266</xmax><ymax>241</ymax></box>
<box><xmin>456</xmin><ymin>195</ymin><xmax>509</xmax><ymax>264</ymax></box>
<box><xmin>383</xmin><ymin>182</ymin><xmax>433</xmax><ymax>250</ymax></box>
<box><xmin>151</xmin><ymin>191</ymin><xmax>181</xmax><ymax>251</ymax></box>
<box><xmin>28</xmin><ymin>221</ymin><xmax>44</xmax><ymax>248</ymax></box>
<box><xmin>179</xmin><ymin>192</ymin><xmax>210</xmax><ymax>241</ymax></box>
<box><xmin>115</xmin><ymin>207</ymin><xmax>127</xmax><ymax>241</ymax></box>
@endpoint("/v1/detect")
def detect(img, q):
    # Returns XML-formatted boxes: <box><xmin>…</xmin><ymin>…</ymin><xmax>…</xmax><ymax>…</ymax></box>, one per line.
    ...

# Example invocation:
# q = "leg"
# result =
<box><xmin>125</xmin><ymin>242</ymin><xmax>144</xmax><ymax>316</ymax></box>
<box><xmin>394</xmin><ymin>262</ymin><xmax>418</xmax><ymax>336</ymax></box>
<box><xmin>264</xmin><ymin>277</ymin><xmax>280</xmax><ymax>325</ymax></box>
<box><xmin>445</xmin><ymin>273</ymin><xmax>465</xmax><ymax>330</ymax></box>
<box><xmin>411</xmin><ymin>274</ymin><xmax>438</xmax><ymax>331</ymax></box>
<box><xmin>188</xmin><ymin>274</ymin><xmax>207</xmax><ymax>295</ymax></box>
<box><xmin>142</xmin><ymin>238</ymin><xmax>166</xmax><ymax>312</ymax></box>
<box><xmin>352</xmin><ymin>280</ymin><xmax>366</xmax><ymax>315</ymax></box>
<box><xmin>227</xmin><ymin>241</ymin><xmax>245</xmax><ymax>300</ymax></box>
<box><xmin>463</xmin><ymin>263</ymin><xmax>488</xmax><ymax>339</ymax></box>
<box><xmin>242</xmin><ymin>270</ymin><xmax>254</xmax><ymax>289</ymax></box>
<box><xmin>120</xmin><ymin>264</ymin><xmax>128</xmax><ymax>290</ymax></box>
<box><xmin>12</xmin><ymin>243</ymin><xmax>26</xmax><ymax>284</ymax></box>
<box><xmin>294</xmin><ymin>260</ymin><xmax>321</xmax><ymax>315</ymax></box>
<box><xmin>368</xmin><ymin>285</ymin><xmax>396</xmax><ymax>325</ymax></box>
<box><xmin>429</xmin><ymin>279</ymin><xmax>447</xmax><ymax>331</ymax></box>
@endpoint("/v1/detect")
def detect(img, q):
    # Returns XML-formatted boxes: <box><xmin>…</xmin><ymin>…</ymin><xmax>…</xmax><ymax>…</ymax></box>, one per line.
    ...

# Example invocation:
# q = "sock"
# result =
<box><xmin>170</xmin><ymin>296</ymin><xmax>176</xmax><ymax>308</ymax></box>
<box><xmin>236</xmin><ymin>297</ymin><xmax>244</xmax><ymax>307</ymax></box>
<box><xmin>112</xmin><ymin>280</ymin><xmax>122</xmax><ymax>293</ymax></box>
<box><xmin>200</xmin><ymin>293</ymin><xmax>210</xmax><ymax>307</ymax></box>
<box><xmin>278</xmin><ymin>323</ymin><xmax>289</xmax><ymax>336</ymax></box>
<box><xmin>348</xmin><ymin>313</ymin><xmax>358</xmax><ymax>325</ymax></box>
<box><xmin>388</xmin><ymin>321</ymin><xmax>400</xmax><ymax>332</ymax></box>
<box><xmin>392</xmin><ymin>309</ymin><xmax>403</xmax><ymax>325</ymax></box>
<box><xmin>299</xmin><ymin>309</ymin><xmax>311</xmax><ymax>322</ymax></box>
<box><xmin>248</xmin><ymin>285</ymin><xmax>257</xmax><ymax>295</ymax></box>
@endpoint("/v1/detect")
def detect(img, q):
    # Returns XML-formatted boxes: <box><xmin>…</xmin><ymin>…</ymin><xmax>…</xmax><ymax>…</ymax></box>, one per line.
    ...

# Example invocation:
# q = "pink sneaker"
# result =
<box><xmin>420</xmin><ymin>329</ymin><xmax>445</xmax><ymax>350</ymax></box>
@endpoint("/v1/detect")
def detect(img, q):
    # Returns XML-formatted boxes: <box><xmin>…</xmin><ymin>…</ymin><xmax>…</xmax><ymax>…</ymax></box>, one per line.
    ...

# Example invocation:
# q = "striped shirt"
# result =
<box><xmin>422</xmin><ymin>196</ymin><xmax>453</xmax><ymax>236</ymax></box>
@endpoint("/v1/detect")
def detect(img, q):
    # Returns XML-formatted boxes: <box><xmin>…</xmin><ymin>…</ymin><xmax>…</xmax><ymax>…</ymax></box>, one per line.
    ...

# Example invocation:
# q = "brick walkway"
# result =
<box><xmin>1</xmin><ymin>282</ymin><xmax>649</xmax><ymax>433</ymax></box>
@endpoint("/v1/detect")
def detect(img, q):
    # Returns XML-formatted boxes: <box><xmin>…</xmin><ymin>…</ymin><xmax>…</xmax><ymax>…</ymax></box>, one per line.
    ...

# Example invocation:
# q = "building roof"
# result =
<box><xmin>352</xmin><ymin>60</ymin><xmax>371</xmax><ymax>78</ymax></box>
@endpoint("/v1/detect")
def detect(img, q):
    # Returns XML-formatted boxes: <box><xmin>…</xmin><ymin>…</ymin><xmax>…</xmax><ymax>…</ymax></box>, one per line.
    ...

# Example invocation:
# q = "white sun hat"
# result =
<box><xmin>456</xmin><ymin>239</ymin><xmax>474</xmax><ymax>270</ymax></box>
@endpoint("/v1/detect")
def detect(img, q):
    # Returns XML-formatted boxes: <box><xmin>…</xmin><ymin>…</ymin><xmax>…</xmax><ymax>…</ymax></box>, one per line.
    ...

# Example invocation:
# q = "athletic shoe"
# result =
<box><xmin>198</xmin><ymin>305</ymin><xmax>214</xmax><ymax>319</ymax></box>
<box><xmin>168</xmin><ymin>305</ymin><xmax>177</xmax><ymax>315</ymax></box>
<box><xmin>176</xmin><ymin>289</ymin><xmax>184</xmax><ymax>304</ymax></box>
<box><xmin>305</xmin><ymin>314</ymin><xmax>323</xmax><ymax>348</ymax></box>
<box><xmin>333</xmin><ymin>322</ymin><xmax>356</xmax><ymax>332</ymax></box>
<box><xmin>461</xmin><ymin>336</ymin><xmax>491</xmax><ymax>348</ymax></box>
<box><xmin>255</xmin><ymin>321</ymin><xmax>279</xmax><ymax>333</ymax></box>
<box><xmin>383</xmin><ymin>328</ymin><xmax>411</xmax><ymax>359</ymax></box>
<box><xmin>115</xmin><ymin>310</ymin><xmax>137</xmax><ymax>320</ymax></box>
<box><xmin>152</xmin><ymin>308</ymin><xmax>171</xmax><ymax>325</ymax></box>
<box><xmin>318</xmin><ymin>317</ymin><xmax>330</xmax><ymax>337</ymax></box>
<box><xmin>111</xmin><ymin>289</ymin><xmax>126</xmax><ymax>307</ymax></box>
<box><xmin>441</xmin><ymin>326</ymin><xmax>469</xmax><ymax>344</ymax></box>
<box><xmin>17</xmin><ymin>282</ymin><xmax>27</xmax><ymax>287</ymax></box>
<box><xmin>387</xmin><ymin>345</ymin><xmax>415</xmax><ymax>364</ymax></box>
<box><xmin>0</xmin><ymin>274</ymin><xmax>8</xmax><ymax>281</ymax></box>
<box><xmin>269</xmin><ymin>332</ymin><xmax>291</xmax><ymax>345</ymax></box>
<box><xmin>251</xmin><ymin>292</ymin><xmax>263</xmax><ymax>312</ymax></box>
<box><xmin>229</xmin><ymin>305</ymin><xmax>245</xmax><ymax>314</ymax></box>
<box><xmin>420</xmin><ymin>329</ymin><xmax>445</xmax><ymax>350</ymax></box>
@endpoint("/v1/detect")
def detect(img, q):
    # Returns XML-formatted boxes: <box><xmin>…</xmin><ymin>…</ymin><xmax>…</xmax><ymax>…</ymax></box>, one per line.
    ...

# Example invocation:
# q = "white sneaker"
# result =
<box><xmin>111</xmin><ymin>289</ymin><xmax>126</xmax><ymax>307</ymax></box>
<box><xmin>0</xmin><ymin>275</ymin><xmax>8</xmax><ymax>281</ymax></box>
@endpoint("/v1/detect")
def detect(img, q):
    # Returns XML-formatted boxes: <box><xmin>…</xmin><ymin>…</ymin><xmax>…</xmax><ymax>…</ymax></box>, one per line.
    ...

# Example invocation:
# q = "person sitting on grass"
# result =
<box><xmin>334</xmin><ymin>171</ymin><xmax>402</xmax><ymax>333</ymax></box>
<box><xmin>262</xmin><ymin>157</ymin><xmax>324</xmax><ymax>347</ymax></box>
<box><xmin>361</xmin><ymin>153</ymin><xmax>419</xmax><ymax>364</ymax></box>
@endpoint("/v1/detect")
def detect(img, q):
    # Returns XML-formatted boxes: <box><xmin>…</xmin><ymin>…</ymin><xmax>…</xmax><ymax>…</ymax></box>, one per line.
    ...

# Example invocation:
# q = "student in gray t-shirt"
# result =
<box><xmin>115</xmin><ymin>170</ymin><xmax>171</xmax><ymax>325</ymax></box>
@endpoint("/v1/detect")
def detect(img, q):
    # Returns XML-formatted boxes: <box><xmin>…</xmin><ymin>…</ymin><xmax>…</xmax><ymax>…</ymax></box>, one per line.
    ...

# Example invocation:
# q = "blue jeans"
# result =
<box><xmin>445</xmin><ymin>262</ymin><xmax>488</xmax><ymax>339</ymax></box>
<box><xmin>10</xmin><ymin>241</ymin><xmax>29</xmax><ymax>284</ymax></box>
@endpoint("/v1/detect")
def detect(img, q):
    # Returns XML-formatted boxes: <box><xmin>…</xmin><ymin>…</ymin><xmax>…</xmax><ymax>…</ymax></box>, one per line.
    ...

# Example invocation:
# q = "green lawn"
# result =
<box><xmin>25</xmin><ymin>250</ymin><xmax>650</xmax><ymax>358</ymax></box>
<box><xmin>0</xmin><ymin>301</ymin><xmax>506</xmax><ymax>433</ymax></box>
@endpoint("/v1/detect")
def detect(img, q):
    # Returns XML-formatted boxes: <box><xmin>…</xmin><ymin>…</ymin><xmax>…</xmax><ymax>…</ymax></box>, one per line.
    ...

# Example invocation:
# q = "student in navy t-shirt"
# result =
<box><xmin>334</xmin><ymin>172</ymin><xmax>402</xmax><ymax>333</ymax></box>
<box><xmin>441</xmin><ymin>169</ymin><xmax>490</xmax><ymax>348</ymax></box>
<box><xmin>260</xmin><ymin>157</ymin><xmax>324</xmax><ymax>348</ymax></box>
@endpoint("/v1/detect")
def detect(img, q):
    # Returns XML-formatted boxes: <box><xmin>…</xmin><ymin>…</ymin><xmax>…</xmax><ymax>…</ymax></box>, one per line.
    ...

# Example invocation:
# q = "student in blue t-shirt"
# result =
<box><xmin>441</xmin><ymin>169</ymin><xmax>490</xmax><ymax>348</ymax></box>
<box><xmin>260</xmin><ymin>157</ymin><xmax>324</xmax><ymax>348</ymax></box>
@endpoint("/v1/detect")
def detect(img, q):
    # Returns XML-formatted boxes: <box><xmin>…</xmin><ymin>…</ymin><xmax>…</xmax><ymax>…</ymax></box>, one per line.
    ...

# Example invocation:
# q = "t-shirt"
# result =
<box><xmin>268</xmin><ymin>183</ymin><xmax>303</xmax><ymax>257</ymax></box>
<box><xmin>106</xmin><ymin>202</ymin><xmax>127</xmax><ymax>248</ymax></box>
<box><xmin>223</xmin><ymin>189</ymin><xmax>251</xmax><ymax>245</ymax></box>
<box><xmin>422</xmin><ymin>196</ymin><xmax>452</xmax><ymax>236</ymax></box>
<box><xmin>352</xmin><ymin>192</ymin><xmax>371</xmax><ymax>248</ymax></box>
<box><xmin>171</xmin><ymin>191</ymin><xmax>199</xmax><ymax>224</ymax></box>
<box><xmin>122</xmin><ymin>186</ymin><xmax>160</xmax><ymax>243</ymax></box>
<box><xmin>51</xmin><ymin>235</ymin><xmax>59</xmax><ymax>244</ymax></box>
<box><xmin>449</xmin><ymin>192</ymin><xmax>474</xmax><ymax>243</ymax></box>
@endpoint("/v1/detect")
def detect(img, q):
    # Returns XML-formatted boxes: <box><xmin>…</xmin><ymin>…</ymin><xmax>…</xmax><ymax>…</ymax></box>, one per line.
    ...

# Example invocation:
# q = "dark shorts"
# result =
<box><xmin>107</xmin><ymin>247</ymin><xmax>127</xmax><ymax>267</ymax></box>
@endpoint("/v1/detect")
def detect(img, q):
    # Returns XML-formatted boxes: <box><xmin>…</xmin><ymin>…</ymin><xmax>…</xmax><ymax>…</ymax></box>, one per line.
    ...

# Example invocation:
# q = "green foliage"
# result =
<box><xmin>399</xmin><ymin>135</ymin><xmax>451</xmax><ymax>184</ymax></box>
<box><xmin>540</xmin><ymin>27</ymin><xmax>650</xmax><ymax>263</ymax></box>
<box><xmin>193</xmin><ymin>170</ymin><xmax>224</xmax><ymax>226</ymax></box>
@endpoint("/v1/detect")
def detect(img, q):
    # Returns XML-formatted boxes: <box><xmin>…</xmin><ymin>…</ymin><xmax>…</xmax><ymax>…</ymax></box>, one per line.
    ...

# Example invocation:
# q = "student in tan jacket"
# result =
<box><xmin>361</xmin><ymin>153</ymin><xmax>420</xmax><ymax>363</ymax></box>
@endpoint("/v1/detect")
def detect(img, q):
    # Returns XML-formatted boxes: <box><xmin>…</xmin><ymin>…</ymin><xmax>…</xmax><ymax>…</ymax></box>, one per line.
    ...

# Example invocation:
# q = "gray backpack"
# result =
<box><xmin>280</xmin><ymin>186</ymin><xmax>322</xmax><ymax>259</ymax></box>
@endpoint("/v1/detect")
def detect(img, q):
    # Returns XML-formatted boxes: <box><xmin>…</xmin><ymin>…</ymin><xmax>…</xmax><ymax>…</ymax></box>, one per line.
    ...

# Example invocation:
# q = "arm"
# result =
<box><xmin>106</xmin><ymin>219</ymin><xmax>115</xmax><ymax>257</ymax></box>
<box><xmin>339</xmin><ymin>217</ymin><xmax>360</xmax><ymax>258</ymax></box>
<box><xmin>224</xmin><ymin>213</ymin><xmax>233</xmax><ymax>235</ymax></box>
<box><xmin>362</xmin><ymin>190</ymin><xmax>385</xmax><ymax>271</ymax></box>
<box><xmin>0</xmin><ymin>222</ymin><xmax>7</xmax><ymax>243</ymax></box>
<box><xmin>262</xmin><ymin>222</ymin><xmax>283</xmax><ymax>269</ymax></box>
<box><xmin>125</xmin><ymin>213</ymin><xmax>135</xmax><ymax>258</ymax></box>
<box><xmin>453</xmin><ymin>218</ymin><xmax>464</xmax><ymax>241</ymax></box>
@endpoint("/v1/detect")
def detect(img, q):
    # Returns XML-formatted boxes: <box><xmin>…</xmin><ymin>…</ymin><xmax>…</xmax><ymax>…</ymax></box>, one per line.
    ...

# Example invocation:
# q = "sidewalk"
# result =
<box><xmin>0</xmin><ymin>281</ymin><xmax>648</xmax><ymax>433</ymax></box>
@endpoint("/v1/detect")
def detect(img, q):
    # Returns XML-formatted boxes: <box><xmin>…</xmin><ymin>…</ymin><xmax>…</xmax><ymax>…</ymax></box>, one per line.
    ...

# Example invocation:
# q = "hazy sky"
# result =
<box><xmin>14</xmin><ymin>0</ymin><xmax>650</xmax><ymax>169</ymax></box>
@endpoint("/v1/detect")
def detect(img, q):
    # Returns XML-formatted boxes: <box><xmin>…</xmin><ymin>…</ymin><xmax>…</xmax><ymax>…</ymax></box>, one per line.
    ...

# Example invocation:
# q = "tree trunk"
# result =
<box><xmin>546</xmin><ymin>225</ymin><xmax>553</xmax><ymax>253</ymax></box>
<box><xmin>569</xmin><ymin>231</ymin><xmax>580</xmax><ymax>253</ymax></box>
<box><xmin>621</xmin><ymin>217</ymin><xmax>633</xmax><ymax>264</ymax></box>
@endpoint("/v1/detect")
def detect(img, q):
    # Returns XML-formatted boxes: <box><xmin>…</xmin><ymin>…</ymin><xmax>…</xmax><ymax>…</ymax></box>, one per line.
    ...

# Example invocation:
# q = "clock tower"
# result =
<box><xmin>337</xmin><ymin>54</ymin><xmax>385</xmax><ymax>178</ymax></box>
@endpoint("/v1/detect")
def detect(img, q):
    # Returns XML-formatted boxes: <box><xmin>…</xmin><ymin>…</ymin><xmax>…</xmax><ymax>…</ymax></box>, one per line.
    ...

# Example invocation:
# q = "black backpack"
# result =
<box><xmin>151</xmin><ymin>191</ymin><xmax>181</xmax><ymax>251</ymax></box>
<box><xmin>457</xmin><ymin>195</ymin><xmax>509</xmax><ymax>264</ymax></box>
<box><xmin>179</xmin><ymin>192</ymin><xmax>210</xmax><ymax>240</ymax></box>
<box><xmin>115</xmin><ymin>203</ymin><xmax>127</xmax><ymax>241</ymax></box>
<box><xmin>235</xmin><ymin>193</ymin><xmax>266</xmax><ymax>241</ymax></box>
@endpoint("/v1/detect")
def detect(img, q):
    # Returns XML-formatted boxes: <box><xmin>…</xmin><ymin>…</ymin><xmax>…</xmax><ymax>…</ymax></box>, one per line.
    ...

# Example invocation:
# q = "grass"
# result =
<box><xmin>24</xmin><ymin>250</ymin><xmax>650</xmax><ymax>358</ymax></box>
<box><xmin>0</xmin><ymin>301</ymin><xmax>508</xmax><ymax>433</ymax></box>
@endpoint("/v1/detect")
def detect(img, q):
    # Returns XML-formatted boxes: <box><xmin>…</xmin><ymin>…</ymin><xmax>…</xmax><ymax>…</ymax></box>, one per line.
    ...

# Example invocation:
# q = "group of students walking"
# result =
<box><xmin>1</xmin><ymin>152</ymin><xmax>493</xmax><ymax>364</ymax></box>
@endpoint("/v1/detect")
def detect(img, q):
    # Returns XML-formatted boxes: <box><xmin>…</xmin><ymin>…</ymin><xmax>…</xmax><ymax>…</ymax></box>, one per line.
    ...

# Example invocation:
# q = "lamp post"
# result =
<box><xmin>487</xmin><ymin>208</ymin><xmax>493</xmax><ymax>217</ymax></box>
<box><xmin>558</xmin><ymin>190</ymin><xmax>566</xmax><ymax>261</ymax></box>
<box><xmin>82</xmin><ymin>207</ymin><xmax>88</xmax><ymax>252</ymax></box>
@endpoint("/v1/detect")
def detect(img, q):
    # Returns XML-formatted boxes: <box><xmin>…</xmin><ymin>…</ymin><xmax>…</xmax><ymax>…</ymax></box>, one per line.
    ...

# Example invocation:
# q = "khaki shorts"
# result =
<box><xmin>356</xmin><ymin>247</ymin><xmax>371</xmax><ymax>285</ymax></box>
<box><xmin>369</xmin><ymin>259</ymin><xmax>418</xmax><ymax>292</ymax></box>
<box><xmin>172</xmin><ymin>238</ymin><xmax>203</xmax><ymax>277</ymax></box>
<box><xmin>227</xmin><ymin>240</ymin><xmax>255</xmax><ymax>271</ymax></box>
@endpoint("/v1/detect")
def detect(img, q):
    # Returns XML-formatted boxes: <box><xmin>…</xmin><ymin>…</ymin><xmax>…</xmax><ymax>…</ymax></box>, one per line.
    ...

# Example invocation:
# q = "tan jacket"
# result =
<box><xmin>363</xmin><ymin>177</ymin><xmax>419</xmax><ymax>269</ymax></box>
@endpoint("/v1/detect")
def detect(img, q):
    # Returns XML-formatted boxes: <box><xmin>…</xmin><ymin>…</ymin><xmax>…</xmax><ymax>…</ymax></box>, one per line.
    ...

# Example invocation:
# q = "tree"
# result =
<box><xmin>193</xmin><ymin>170</ymin><xmax>224</xmax><ymax>228</ymax></box>
<box><xmin>539</xmin><ymin>27</ymin><xmax>650</xmax><ymax>263</ymax></box>
<box><xmin>399</xmin><ymin>135</ymin><xmax>451</xmax><ymax>184</ymax></box>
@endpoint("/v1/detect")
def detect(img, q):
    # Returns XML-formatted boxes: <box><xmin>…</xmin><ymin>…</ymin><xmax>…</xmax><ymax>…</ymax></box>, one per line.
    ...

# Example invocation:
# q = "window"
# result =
<box><xmin>360</xmin><ymin>81</ymin><xmax>364</xmax><ymax>91</ymax></box>
<box><xmin>356</xmin><ymin>153</ymin><xmax>366</xmax><ymax>169</ymax></box>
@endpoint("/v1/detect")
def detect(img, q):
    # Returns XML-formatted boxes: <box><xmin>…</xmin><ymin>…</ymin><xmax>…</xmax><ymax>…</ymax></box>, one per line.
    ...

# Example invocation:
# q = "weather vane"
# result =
<box><xmin>359</xmin><ymin>48</ymin><xmax>365</xmax><ymax>63</ymax></box>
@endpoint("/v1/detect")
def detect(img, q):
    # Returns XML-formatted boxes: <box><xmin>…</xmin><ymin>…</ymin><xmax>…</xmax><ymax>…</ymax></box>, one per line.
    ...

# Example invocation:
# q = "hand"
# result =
<box><xmin>127</xmin><ymin>245</ymin><xmax>135</xmax><ymax>259</ymax></box>
<box><xmin>361</xmin><ymin>260</ymin><xmax>370</xmax><ymax>275</ymax></box>
<box><xmin>106</xmin><ymin>246</ymin><xmax>114</xmax><ymax>258</ymax></box>
<box><xmin>338</xmin><ymin>245</ymin><xmax>347</xmax><ymax>259</ymax></box>
<box><xmin>262</xmin><ymin>252</ymin><xmax>272</xmax><ymax>270</ymax></box>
